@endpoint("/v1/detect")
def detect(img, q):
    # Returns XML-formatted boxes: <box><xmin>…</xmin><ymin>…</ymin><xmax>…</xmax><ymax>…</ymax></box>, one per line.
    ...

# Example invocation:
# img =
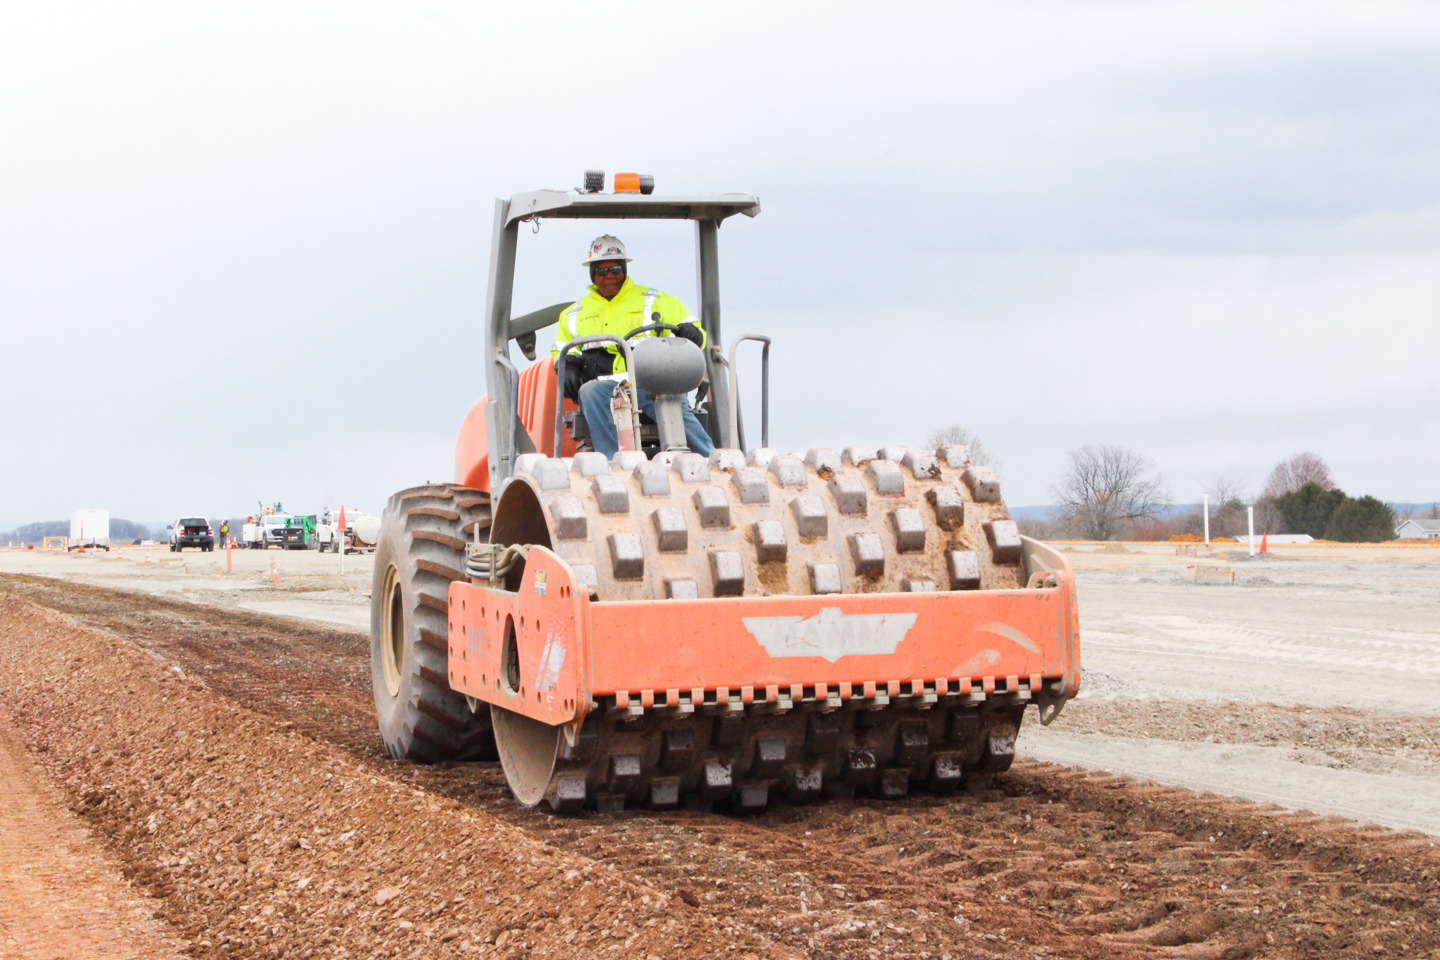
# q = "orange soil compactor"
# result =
<box><xmin>370</xmin><ymin>174</ymin><xmax>1080</xmax><ymax>812</ymax></box>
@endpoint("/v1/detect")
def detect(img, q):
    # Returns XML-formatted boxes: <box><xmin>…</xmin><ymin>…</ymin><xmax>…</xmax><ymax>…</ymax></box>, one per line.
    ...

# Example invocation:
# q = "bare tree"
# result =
<box><xmin>1013</xmin><ymin>515</ymin><xmax>1059</xmax><ymax>540</ymax></box>
<box><xmin>1204</xmin><ymin>472</ymin><xmax>1250</xmax><ymax>505</ymax></box>
<box><xmin>924</xmin><ymin>425</ymin><xmax>1002</xmax><ymax>476</ymax></box>
<box><xmin>1261</xmin><ymin>452</ymin><xmax>1335</xmax><ymax>499</ymax></box>
<box><xmin>1050</xmin><ymin>444</ymin><xmax>1170</xmax><ymax>541</ymax></box>
<box><xmin>1202</xmin><ymin>472</ymin><xmax>1251</xmax><ymax>538</ymax></box>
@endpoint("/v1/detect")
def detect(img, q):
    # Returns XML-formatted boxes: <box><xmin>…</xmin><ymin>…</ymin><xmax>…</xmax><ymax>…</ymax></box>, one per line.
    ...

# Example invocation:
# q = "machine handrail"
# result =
<box><xmin>727</xmin><ymin>335</ymin><xmax>771</xmax><ymax>451</ymax></box>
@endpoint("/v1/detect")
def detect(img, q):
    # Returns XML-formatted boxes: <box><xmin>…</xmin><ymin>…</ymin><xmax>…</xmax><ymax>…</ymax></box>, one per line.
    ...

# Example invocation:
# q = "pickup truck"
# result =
<box><xmin>170</xmin><ymin>517</ymin><xmax>215</xmax><ymax>552</ymax></box>
<box><xmin>242</xmin><ymin>514</ymin><xmax>290</xmax><ymax>549</ymax></box>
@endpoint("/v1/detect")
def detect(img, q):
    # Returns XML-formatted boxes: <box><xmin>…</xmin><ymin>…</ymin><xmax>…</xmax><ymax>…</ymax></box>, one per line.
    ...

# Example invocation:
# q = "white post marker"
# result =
<box><xmin>1203</xmin><ymin>494</ymin><xmax>1210</xmax><ymax>547</ymax></box>
<box><xmin>1247</xmin><ymin>505</ymin><xmax>1256</xmax><ymax>557</ymax></box>
<box><xmin>338</xmin><ymin>505</ymin><xmax>347</xmax><ymax>575</ymax></box>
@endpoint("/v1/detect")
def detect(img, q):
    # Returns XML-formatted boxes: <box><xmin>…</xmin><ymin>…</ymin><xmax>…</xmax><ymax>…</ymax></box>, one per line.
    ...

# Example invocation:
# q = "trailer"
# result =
<box><xmin>68</xmin><ymin>509</ymin><xmax>110</xmax><ymax>551</ymax></box>
<box><xmin>316</xmin><ymin>507</ymin><xmax>381</xmax><ymax>553</ymax></box>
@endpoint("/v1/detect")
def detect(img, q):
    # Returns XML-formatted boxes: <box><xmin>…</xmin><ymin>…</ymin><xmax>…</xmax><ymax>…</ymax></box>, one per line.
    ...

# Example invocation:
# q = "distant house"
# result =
<box><xmin>1395</xmin><ymin>518</ymin><xmax>1440</xmax><ymax>539</ymax></box>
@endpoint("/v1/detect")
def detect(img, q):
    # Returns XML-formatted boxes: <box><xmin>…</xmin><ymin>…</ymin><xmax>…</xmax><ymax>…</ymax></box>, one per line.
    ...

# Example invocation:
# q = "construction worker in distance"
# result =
<box><xmin>218</xmin><ymin>519</ymin><xmax>230</xmax><ymax>547</ymax></box>
<box><xmin>553</xmin><ymin>234</ymin><xmax>715</xmax><ymax>459</ymax></box>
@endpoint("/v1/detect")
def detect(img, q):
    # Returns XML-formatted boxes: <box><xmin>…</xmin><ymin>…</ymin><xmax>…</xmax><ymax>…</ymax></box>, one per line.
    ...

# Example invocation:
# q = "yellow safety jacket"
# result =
<box><xmin>551</xmin><ymin>277</ymin><xmax>705</xmax><ymax>374</ymax></box>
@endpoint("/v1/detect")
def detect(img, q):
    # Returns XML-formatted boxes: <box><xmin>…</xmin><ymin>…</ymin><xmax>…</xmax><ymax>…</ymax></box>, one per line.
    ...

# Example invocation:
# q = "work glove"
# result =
<box><xmin>581</xmin><ymin>349</ymin><xmax>615</xmax><ymax>379</ymax></box>
<box><xmin>556</xmin><ymin>356</ymin><xmax>584</xmax><ymax>402</ymax></box>
<box><xmin>674</xmin><ymin>322</ymin><xmax>704</xmax><ymax>346</ymax></box>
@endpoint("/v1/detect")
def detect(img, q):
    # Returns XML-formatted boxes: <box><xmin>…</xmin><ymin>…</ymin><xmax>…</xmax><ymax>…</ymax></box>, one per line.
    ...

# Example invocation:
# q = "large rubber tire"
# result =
<box><xmin>370</xmin><ymin>483</ymin><xmax>495</xmax><ymax>761</ymax></box>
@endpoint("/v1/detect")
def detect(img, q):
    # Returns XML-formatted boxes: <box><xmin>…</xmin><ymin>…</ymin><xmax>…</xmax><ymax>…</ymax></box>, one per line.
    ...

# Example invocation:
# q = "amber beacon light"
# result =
<box><xmin>613</xmin><ymin>172</ymin><xmax>655</xmax><ymax>195</ymax></box>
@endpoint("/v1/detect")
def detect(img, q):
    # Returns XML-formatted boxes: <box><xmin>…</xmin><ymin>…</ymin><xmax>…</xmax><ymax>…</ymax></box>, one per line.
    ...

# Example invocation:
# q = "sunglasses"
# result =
<box><xmin>592</xmin><ymin>265</ymin><xmax>626</xmax><ymax>277</ymax></box>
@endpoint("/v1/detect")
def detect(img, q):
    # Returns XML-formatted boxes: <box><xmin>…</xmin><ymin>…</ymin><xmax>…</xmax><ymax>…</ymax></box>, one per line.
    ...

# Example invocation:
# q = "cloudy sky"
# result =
<box><xmin>3</xmin><ymin>1</ymin><xmax>1437</xmax><ymax>530</ymax></box>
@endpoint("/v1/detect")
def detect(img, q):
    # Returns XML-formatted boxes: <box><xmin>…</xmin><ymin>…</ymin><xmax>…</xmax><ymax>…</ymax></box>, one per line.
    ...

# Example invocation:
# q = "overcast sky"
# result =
<box><xmin>3</xmin><ymin>1</ymin><xmax>1438</xmax><ymax>530</ymax></box>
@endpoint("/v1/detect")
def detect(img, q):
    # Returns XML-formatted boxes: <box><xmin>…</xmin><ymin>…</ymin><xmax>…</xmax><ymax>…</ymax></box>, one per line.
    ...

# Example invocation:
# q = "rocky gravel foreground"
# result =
<box><xmin>0</xmin><ymin>595</ymin><xmax>793</xmax><ymax>960</ymax></box>
<box><xmin>4</xmin><ymin>575</ymin><xmax>1440</xmax><ymax>960</ymax></box>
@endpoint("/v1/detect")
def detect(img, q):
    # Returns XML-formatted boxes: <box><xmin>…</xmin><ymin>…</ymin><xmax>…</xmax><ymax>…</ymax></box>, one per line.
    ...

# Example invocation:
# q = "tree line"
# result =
<box><xmin>1054</xmin><ymin>448</ymin><xmax>1401</xmax><ymax>542</ymax></box>
<box><xmin>926</xmin><ymin>427</ymin><xmax>1408</xmax><ymax>543</ymax></box>
<box><xmin>1</xmin><ymin>518</ymin><xmax>156</xmax><ymax>545</ymax></box>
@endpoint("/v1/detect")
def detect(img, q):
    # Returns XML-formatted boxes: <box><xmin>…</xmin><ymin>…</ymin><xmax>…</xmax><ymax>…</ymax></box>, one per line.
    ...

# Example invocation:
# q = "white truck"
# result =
<box><xmin>315</xmin><ymin>507</ymin><xmax>380</xmax><ymax>553</ymax></box>
<box><xmin>68</xmin><ymin>508</ymin><xmax>110</xmax><ymax>550</ymax></box>
<box><xmin>242</xmin><ymin>513</ymin><xmax>291</xmax><ymax>549</ymax></box>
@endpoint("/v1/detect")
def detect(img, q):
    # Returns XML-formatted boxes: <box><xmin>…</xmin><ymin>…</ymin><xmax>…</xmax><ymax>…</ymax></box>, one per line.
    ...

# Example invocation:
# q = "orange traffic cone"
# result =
<box><xmin>1259</xmin><ymin>531</ymin><xmax>1269</xmax><ymax>554</ymax></box>
<box><xmin>143</xmin><ymin>549</ymin><xmax>152</xmax><ymax>564</ymax></box>
<box><xmin>270</xmin><ymin>556</ymin><xmax>278</xmax><ymax>581</ymax></box>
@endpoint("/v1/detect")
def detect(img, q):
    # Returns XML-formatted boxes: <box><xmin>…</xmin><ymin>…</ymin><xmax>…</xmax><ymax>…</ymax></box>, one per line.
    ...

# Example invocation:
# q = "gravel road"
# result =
<box><xmin>1030</xmin><ymin>542</ymin><xmax>1440</xmax><ymax>836</ymax></box>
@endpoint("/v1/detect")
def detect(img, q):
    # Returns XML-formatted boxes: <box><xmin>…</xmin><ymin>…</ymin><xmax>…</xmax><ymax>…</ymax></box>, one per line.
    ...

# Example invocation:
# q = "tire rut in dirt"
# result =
<box><xmin>371</xmin><ymin>483</ymin><xmax>495</xmax><ymax>761</ymax></box>
<box><xmin>492</xmin><ymin>765</ymin><xmax>1440</xmax><ymax>960</ymax></box>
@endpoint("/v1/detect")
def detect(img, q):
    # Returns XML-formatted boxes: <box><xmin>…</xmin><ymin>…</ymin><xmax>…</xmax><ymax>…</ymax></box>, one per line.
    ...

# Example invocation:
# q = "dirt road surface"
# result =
<box><xmin>0</xmin><ymin>541</ymin><xmax>1437</xmax><ymax>958</ymax></box>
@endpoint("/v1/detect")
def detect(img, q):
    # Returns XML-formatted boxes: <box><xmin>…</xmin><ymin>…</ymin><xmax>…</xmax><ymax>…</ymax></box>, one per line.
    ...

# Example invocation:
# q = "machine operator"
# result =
<box><xmin>552</xmin><ymin>235</ymin><xmax>715</xmax><ymax>459</ymax></box>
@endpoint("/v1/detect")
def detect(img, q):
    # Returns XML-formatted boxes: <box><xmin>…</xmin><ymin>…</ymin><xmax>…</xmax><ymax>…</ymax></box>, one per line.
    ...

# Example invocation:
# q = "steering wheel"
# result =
<box><xmin>623</xmin><ymin>321</ymin><xmax>679</xmax><ymax>340</ymax></box>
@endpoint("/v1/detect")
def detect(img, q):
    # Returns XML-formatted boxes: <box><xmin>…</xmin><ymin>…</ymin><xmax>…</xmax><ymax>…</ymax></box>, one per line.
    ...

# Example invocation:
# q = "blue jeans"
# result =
<box><xmin>578</xmin><ymin>378</ymin><xmax>714</xmax><ymax>459</ymax></box>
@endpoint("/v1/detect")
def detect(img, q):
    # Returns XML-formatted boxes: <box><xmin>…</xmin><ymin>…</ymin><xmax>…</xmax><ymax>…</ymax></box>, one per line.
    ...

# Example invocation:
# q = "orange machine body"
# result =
<box><xmin>455</xmin><ymin>362</ymin><xmax>574</xmax><ymax>493</ymax></box>
<box><xmin>447</xmin><ymin>545</ymin><xmax>1080</xmax><ymax>728</ymax></box>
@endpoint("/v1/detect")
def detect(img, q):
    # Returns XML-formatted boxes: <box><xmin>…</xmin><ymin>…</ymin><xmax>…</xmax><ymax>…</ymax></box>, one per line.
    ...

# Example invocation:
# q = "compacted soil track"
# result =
<box><xmin>2</xmin><ymin>573</ymin><xmax>1439</xmax><ymax>960</ymax></box>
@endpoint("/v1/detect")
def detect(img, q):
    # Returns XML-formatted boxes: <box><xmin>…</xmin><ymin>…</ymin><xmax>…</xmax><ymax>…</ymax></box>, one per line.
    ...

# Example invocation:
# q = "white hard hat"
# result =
<box><xmin>582</xmin><ymin>234</ymin><xmax>631</xmax><ymax>265</ymax></box>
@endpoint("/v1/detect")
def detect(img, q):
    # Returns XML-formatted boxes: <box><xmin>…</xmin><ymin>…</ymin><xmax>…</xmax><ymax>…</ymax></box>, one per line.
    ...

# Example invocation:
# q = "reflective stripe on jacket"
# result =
<box><xmin>550</xmin><ymin>277</ymin><xmax>704</xmax><ymax>374</ymax></box>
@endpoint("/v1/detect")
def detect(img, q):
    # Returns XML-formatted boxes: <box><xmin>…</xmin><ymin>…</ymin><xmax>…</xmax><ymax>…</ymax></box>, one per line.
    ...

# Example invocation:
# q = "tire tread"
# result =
<box><xmin>370</xmin><ymin>483</ymin><xmax>494</xmax><ymax>762</ymax></box>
